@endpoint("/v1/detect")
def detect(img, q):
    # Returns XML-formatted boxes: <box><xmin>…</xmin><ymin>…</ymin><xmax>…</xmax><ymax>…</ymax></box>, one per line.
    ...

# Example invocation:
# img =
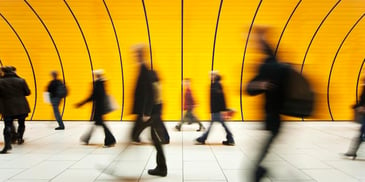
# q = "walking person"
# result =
<box><xmin>344</xmin><ymin>78</ymin><xmax>365</xmax><ymax>159</ymax></box>
<box><xmin>47</xmin><ymin>71</ymin><xmax>66</xmax><ymax>130</ymax></box>
<box><xmin>75</xmin><ymin>69</ymin><xmax>116</xmax><ymax>147</ymax></box>
<box><xmin>175</xmin><ymin>78</ymin><xmax>205</xmax><ymax>132</ymax></box>
<box><xmin>148</xmin><ymin>70</ymin><xmax>168</xmax><ymax>176</ymax></box>
<box><xmin>0</xmin><ymin>66</ymin><xmax>31</xmax><ymax>153</ymax></box>
<box><xmin>246</xmin><ymin>27</ymin><xmax>289</xmax><ymax>182</ymax></box>
<box><xmin>131</xmin><ymin>44</ymin><xmax>153</xmax><ymax>143</ymax></box>
<box><xmin>196</xmin><ymin>71</ymin><xmax>235</xmax><ymax>146</ymax></box>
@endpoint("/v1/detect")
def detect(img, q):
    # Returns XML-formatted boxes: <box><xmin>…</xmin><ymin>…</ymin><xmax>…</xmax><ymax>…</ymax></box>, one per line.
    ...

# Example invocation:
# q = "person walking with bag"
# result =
<box><xmin>195</xmin><ymin>71</ymin><xmax>235</xmax><ymax>146</ymax></box>
<box><xmin>47</xmin><ymin>71</ymin><xmax>66</xmax><ymax>130</ymax></box>
<box><xmin>0</xmin><ymin>66</ymin><xmax>31</xmax><ymax>153</ymax></box>
<box><xmin>75</xmin><ymin>69</ymin><xmax>116</xmax><ymax>147</ymax></box>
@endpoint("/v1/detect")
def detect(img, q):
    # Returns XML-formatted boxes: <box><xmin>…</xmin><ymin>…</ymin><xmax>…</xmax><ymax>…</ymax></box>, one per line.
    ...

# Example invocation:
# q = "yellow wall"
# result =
<box><xmin>0</xmin><ymin>0</ymin><xmax>364</xmax><ymax>121</ymax></box>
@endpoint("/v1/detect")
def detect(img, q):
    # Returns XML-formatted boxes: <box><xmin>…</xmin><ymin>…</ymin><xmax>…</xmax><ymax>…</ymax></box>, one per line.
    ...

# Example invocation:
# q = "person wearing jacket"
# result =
<box><xmin>246</xmin><ymin>27</ymin><xmax>289</xmax><ymax>182</ymax></box>
<box><xmin>196</xmin><ymin>71</ymin><xmax>235</xmax><ymax>146</ymax></box>
<box><xmin>76</xmin><ymin>70</ymin><xmax>116</xmax><ymax>147</ymax></box>
<box><xmin>131</xmin><ymin>44</ymin><xmax>153</xmax><ymax>143</ymax></box>
<box><xmin>47</xmin><ymin>71</ymin><xmax>65</xmax><ymax>130</ymax></box>
<box><xmin>0</xmin><ymin>66</ymin><xmax>31</xmax><ymax>153</ymax></box>
<box><xmin>175</xmin><ymin>78</ymin><xmax>205</xmax><ymax>131</ymax></box>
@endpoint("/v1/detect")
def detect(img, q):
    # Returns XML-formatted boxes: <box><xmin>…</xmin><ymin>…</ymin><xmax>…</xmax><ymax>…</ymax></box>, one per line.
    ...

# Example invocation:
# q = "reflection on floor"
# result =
<box><xmin>0</xmin><ymin>121</ymin><xmax>363</xmax><ymax>182</ymax></box>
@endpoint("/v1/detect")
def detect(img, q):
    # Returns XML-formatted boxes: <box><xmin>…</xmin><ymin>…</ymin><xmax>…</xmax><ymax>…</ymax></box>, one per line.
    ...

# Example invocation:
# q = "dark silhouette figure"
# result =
<box><xmin>148</xmin><ymin>70</ymin><xmax>168</xmax><ymax>177</ymax></box>
<box><xmin>76</xmin><ymin>70</ymin><xmax>116</xmax><ymax>147</ymax></box>
<box><xmin>196</xmin><ymin>72</ymin><xmax>235</xmax><ymax>146</ymax></box>
<box><xmin>344</xmin><ymin>80</ymin><xmax>365</xmax><ymax>159</ymax></box>
<box><xmin>47</xmin><ymin>71</ymin><xmax>65</xmax><ymax>130</ymax></box>
<box><xmin>246</xmin><ymin>27</ymin><xmax>289</xmax><ymax>182</ymax></box>
<box><xmin>0</xmin><ymin>66</ymin><xmax>31</xmax><ymax>153</ymax></box>
<box><xmin>131</xmin><ymin>45</ymin><xmax>153</xmax><ymax>143</ymax></box>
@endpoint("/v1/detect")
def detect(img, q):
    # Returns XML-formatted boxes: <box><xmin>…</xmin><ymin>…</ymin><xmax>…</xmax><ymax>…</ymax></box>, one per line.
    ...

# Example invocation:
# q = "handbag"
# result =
<box><xmin>103</xmin><ymin>95</ymin><xmax>119</xmax><ymax>114</ymax></box>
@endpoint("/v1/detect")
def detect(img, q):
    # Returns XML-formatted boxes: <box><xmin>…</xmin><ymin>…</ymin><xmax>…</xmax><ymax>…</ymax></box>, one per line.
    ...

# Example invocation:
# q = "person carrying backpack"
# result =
<box><xmin>47</xmin><ymin>71</ymin><xmax>66</xmax><ymax>130</ymax></box>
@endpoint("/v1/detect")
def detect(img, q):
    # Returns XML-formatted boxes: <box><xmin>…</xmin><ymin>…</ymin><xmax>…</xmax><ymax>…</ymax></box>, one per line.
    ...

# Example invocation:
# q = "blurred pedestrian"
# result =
<box><xmin>175</xmin><ymin>78</ymin><xmax>204</xmax><ymax>132</ymax></box>
<box><xmin>76</xmin><ymin>69</ymin><xmax>116</xmax><ymax>147</ymax></box>
<box><xmin>148</xmin><ymin>70</ymin><xmax>168</xmax><ymax>176</ymax></box>
<box><xmin>246</xmin><ymin>27</ymin><xmax>289</xmax><ymax>182</ymax></box>
<box><xmin>131</xmin><ymin>44</ymin><xmax>153</xmax><ymax>144</ymax></box>
<box><xmin>47</xmin><ymin>71</ymin><xmax>66</xmax><ymax>130</ymax></box>
<box><xmin>0</xmin><ymin>66</ymin><xmax>31</xmax><ymax>153</ymax></box>
<box><xmin>196</xmin><ymin>71</ymin><xmax>235</xmax><ymax>146</ymax></box>
<box><xmin>344</xmin><ymin>78</ymin><xmax>365</xmax><ymax>159</ymax></box>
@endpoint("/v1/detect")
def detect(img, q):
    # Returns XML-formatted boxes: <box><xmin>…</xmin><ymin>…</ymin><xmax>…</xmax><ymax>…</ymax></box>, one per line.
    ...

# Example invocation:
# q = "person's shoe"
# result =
<box><xmin>161</xmin><ymin>140</ymin><xmax>170</xmax><ymax>145</ymax></box>
<box><xmin>195</xmin><ymin>138</ymin><xmax>205</xmax><ymax>145</ymax></box>
<box><xmin>196</xmin><ymin>126</ymin><xmax>205</xmax><ymax>132</ymax></box>
<box><xmin>103</xmin><ymin>142</ymin><xmax>116</xmax><ymax>148</ymax></box>
<box><xmin>222</xmin><ymin>140</ymin><xmax>235</xmax><ymax>146</ymax></box>
<box><xmin>131</xmin><ymin>138</ymin><xmax>141</xmax><ymax>144</ymax></box>
<box><xmin>255</xmin><ymin>166</ymin><xmax>267</xmax><ymax>182</ymax></box>
<box><xmin>148</xmin><ymin>167</ymin><xmax>167</xmax><ymax>177</ymax></box>
<box><xmin>17</xmin><ymin>138</ymin><xmax>24</xmax><ymax>145</ymax></box>
<box><xmin>55</xmin><ymin>127</ymin><xmax>65</xmax><ymax>130</ymax></box>
<box><xmin>80</xmin><ymin>137</ymin><xmax>89</xmax><ymax>145</ymax></box>
<box><xmin>175</xmin><ymin>125</ymin><xmax>181</xmax><ymax>131</ymax></box>
<box><xmin>344</xmin><ymin>153</ymin><xmax>357</xmax><ymax>160</ymax></box>
<box><xmin>0</xmin><ymin>145</ymin><xmax>12</xmax><ymax>154</ymax></box>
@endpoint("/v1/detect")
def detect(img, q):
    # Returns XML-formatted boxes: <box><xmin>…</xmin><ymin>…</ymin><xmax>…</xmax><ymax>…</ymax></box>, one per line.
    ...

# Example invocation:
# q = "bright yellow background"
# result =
<box><xmin>0</xmin><ymin>0</ymin><xmax>364</xmax><ymax>121</ymax></box>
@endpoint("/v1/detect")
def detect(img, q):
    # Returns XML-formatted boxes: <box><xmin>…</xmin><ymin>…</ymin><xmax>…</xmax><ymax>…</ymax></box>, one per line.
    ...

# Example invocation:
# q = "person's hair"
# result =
<box><xmin>51</xmin><ymin>70</ymin><xmax>58</xmax><ymax>78</ymax></box>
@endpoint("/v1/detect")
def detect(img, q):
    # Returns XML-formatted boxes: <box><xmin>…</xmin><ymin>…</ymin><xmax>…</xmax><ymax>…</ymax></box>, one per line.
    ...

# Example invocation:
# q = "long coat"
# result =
<box><xmin>81</xmin><ymin>78</ymin><xmax>106</xmax><ymax>119</ymax></box>
<box><xmin>132</xmin><ymin>64</ymin><xmax>153</xmax><ymax>116</ymax></box>
<box><xmin>0</xmin><ymin>73</ymin><xmax>31</xmax><ymax>116</ymax></box>
<box><xmin>210</xmin><ymin>76</ymin><xmax>227</xmax><ymax>113</ymax></box>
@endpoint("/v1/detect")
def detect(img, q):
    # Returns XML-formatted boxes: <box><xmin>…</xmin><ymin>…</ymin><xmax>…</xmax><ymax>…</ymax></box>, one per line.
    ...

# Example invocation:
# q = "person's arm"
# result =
<box><xmin>23</xmin><ymin>79</ymin><xmax>31</xmax><ymax>96</ymax></box>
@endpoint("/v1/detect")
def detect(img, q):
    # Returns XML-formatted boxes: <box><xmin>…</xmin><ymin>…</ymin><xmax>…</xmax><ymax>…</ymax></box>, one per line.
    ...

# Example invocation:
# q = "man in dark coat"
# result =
<box><xmin>0</xmin><ymin>66</ymin><xmax>31</xmax><ymax>153</ymax></box>
<box><xmin>47</xmin><ymin>71</ymin><xmax>65</xmax><ymax>130</ymax></box>
<box><xmin>76</xmin><ymin>70</ymin><xmax>116</xmax><ymax>147</ymax></box>
<box><xmin>196</xmin><ymin>71</ymin><xmax>235</xmax><ymax>145</ymax></box>
<box><xmin>246</xmin><ymin>27</ymin><xmax>289</xmax><ymax>182</ymax></box>
<box><xmin>131</xmin><ymin>45</ymin><xmax>153</xmax><ymax>143</ymax></box>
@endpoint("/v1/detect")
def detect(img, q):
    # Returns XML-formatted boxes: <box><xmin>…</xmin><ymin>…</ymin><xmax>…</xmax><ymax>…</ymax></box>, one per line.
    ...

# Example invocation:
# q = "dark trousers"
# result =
<box><xmin>131</xmin><ymin>114</ymin><xmax>151</xmax><ymax>141</ymax></box>
<box><xmin>3</xmin><ymin>114</ymin><xmax>27</xmax><ymax>149</ymax></box>
<box><xmin>151</xmin><ymin>104</ymin><xmax>167</xmax><ymax>170</ymax></box>
<box><xmin>254</xmin><ymin>113</ymin><xmax>280</xmax><ymax>173</ymax></box>
<box><xmin>51</xmin><ymin>97</ymin><xmax>64</xmax><ymax>128</ymax></box>
<box><xmin>347</xmin><ymin>115</ymin><xmax>365</xmax><ymax>154</ymax></box>
<box><xmin>199</xmin><ymin>112</ymin><xmax>233</xmax><ymax>142</ymax></box>
<box><xmin>82</xmin><ymin>113</ymin><xmax>116</xmax><ymax>145</ymax></box>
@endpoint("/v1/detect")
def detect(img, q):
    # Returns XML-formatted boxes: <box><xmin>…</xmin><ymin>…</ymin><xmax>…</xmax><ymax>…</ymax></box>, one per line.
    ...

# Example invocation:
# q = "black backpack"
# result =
<box><xmin>280</xmin><ymin>64</ymin><xmax>315</xmax><ymax>117</ymax></box>
<box><xmin>56</xmin><ymin>82</ymin><xmax>68</xmax><ymax>98</ymax></box>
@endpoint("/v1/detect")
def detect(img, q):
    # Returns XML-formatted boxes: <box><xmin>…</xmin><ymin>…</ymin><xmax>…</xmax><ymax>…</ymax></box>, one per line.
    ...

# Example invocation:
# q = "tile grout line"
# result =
<box><xmin>208</xmin><ymin>144</ymin><xmax>229</xmax><ymax>182</ymax></box>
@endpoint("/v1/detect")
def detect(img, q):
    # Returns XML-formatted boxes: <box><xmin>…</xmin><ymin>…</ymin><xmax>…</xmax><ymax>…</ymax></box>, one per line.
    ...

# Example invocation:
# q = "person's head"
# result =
<box><xmin>93</xmin><ymin>69</ymin><xmax>104</xmax><ymax>80</ymax></box>
<box><xmin>1</xmin><ymin>66</ymin><xmax>16</xmax><ymax>77</ymax></box>
<box><xmin>131</xmin><ymin>43</ymin><xmax>147</xmax><ymax>64</ymax></box>
<box><xmin>184</xmin><ymin>78</ymin><xmax>191</xmax><ymax>87</ymax></box>
<box><xmin>210</xmin><ymin>70</ymin><xmax>219</xmax><ymax>82</ymax></box>
<box><xmin>51</xmin><ymin>70</ymin><xmax>58</xmax><ymax>79</ymax></box>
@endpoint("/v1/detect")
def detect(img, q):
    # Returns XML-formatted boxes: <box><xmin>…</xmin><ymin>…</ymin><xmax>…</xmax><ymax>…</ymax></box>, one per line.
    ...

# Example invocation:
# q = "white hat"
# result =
<box><xmin>93</xmin><ymin>69</ymin><xmax>104</xmax><ymax>76</ymax></box>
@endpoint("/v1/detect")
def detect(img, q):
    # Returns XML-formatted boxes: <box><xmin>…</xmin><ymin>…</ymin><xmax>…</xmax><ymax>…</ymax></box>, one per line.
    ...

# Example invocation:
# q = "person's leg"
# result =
<box><xmin>345</xmin><ymin>115</ymin><xmax>365</xmax><ymax>158</ymax></box>
<box><xmin>176</xmin><ymin>111</ymin><xmax>190</xmax><ymax>131</ymax></box>
<box><xmin>16</xmin><ymin>114</ymin><xmax>27</xmax><ymax>144</ymax></box>
<box><xmin>51</xmin><ymin>97</ymin><xmax>64</xmax><ymax>129</ymax></box>
<box><xmin>1</xmin><ymin>116</ymin><xmax>14</xmax><ymax>153</ymax></box>
<box><xmin>148</xmin><ymin>117</ymin><xmax>167</xmax><ymax>176</ymax></box>
<box><xmin>131</xmin><ymin>114</ymin><xmax>149</xmax><ymax>142</ymax></box>
<box><xmin>196</xmin><ymin>113</ymin><xmax>216</xmax><ymax>144</ymax></box>
<box><xmin>253</xmin><ymin>113</ymin><xmax>280</xmax><ymax>182</ymax></box>
<box><xmin>219</xmin><ymin>115</ymin><xmax>234</xmax><ymax>145</ymax></box>
<box><xmin>10</xmin><ymin>122</ymin><xmax>17</xmax><ymax>144</ymax></box>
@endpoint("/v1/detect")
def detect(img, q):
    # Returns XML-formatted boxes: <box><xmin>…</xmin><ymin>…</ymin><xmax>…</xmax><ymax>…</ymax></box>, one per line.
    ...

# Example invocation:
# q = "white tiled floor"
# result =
<box><xmin>0</xmin><ymin>121</ymin><xmax>364</xmax><ymax>181</ymax></box>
